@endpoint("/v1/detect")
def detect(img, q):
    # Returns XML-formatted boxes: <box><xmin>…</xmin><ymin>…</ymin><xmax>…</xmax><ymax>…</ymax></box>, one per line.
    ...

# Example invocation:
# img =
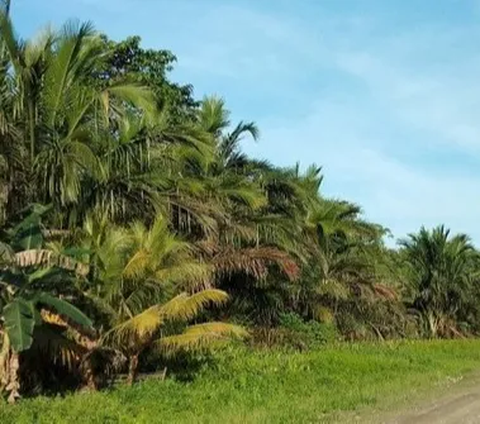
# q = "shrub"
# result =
<box><xmin>278</xmin><ymin>313</ymin><xmax>338</xmax><ymax>348</ymax></box>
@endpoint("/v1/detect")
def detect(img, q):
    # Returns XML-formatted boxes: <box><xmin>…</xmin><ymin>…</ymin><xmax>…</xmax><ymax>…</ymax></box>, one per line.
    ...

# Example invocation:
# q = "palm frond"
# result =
<box><xmin>212</xmin><ymin>247</ymin><xmax>299</xmax><ymax>281</ymax></box>
<box><xmin>155</xmin><ymin>262</ymin><xmax>212</xmax><ymax>290</ymax></box>
<box><xmin>198</xmin><ymin>95</ymin><xmax>230</xmax><ymax>135</ymax></box>
<box><xmin>103</xmin><ymin>303</ymin><xmax>164</xmax><ymax>348</ymax></box>
<box><xmin>156</xmin><ymin>322</ymin><xmax>247</xmax><ymax>354</ymax></box>
<box><xmin>105</xmin><ymin>83</ymin><xmax>156</xmax><ymax>118</ymax></box>
<box><xmin>122</xmin><ymin>248</ymin><xmax>150</xmax><ymax>279</ymax></box>
<box><xmin>0</xmin><ymin>11</ymin><xmax>24</xmax><ymax>73</ymax></box>
<box><xmin>160</xmin><ymin>289</ymin><xmax>229</xmax><ymax>321</ymax></box>
<box><xmin>44</xmin><ymin>20</ymin><xmax>99</xmax><ymax>125</ymax></box>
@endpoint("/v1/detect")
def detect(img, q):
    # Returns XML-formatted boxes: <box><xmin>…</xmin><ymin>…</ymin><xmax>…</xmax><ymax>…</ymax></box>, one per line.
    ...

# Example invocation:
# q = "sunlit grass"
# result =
<box><xmin>2</xmin><ymin>339</ymin><xmax>480</xmax><ymax>423</ymax></box>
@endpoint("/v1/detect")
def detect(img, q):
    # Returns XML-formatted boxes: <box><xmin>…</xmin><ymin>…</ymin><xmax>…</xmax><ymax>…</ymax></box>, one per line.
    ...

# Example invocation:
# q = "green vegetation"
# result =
<box><xmin>0</xmin><ymin>8</ymin><xmax>479</xmax><ymax>418</ymax></box>
<box><xmin>2</xmin><ymin>340</ymin><xmax>480</xmax><ymax>423</ymax></box>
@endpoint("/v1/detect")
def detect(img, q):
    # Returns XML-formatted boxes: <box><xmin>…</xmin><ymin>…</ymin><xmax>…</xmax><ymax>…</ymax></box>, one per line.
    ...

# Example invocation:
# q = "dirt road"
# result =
<box><xmin>387</xmin><ymin>381</ymin><xmax>480</xmax><ymax>424</ymax></box>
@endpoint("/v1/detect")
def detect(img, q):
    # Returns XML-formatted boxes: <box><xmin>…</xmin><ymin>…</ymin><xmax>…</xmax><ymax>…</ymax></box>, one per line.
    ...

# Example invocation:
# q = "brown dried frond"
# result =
<box><xmin>13</xmin><ymin>250</ymin><xmax>89</xmax><ymax>277</ymax></box>
<box><xmin>373</xmin><ymin>283</ymin><xmax>399</xmax><ymax>301</ymax></box>
<box><xmin>212</xmin><ymin>247</ymin><xmax>299</xmax><ymax>281</ymax></box>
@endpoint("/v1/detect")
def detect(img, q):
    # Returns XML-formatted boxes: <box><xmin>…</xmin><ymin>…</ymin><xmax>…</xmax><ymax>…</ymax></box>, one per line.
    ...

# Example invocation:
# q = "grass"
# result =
<box><xmin>2</xmin><ymin>339</ymin><xmax>480</xmax><ymax>423</ymax></box>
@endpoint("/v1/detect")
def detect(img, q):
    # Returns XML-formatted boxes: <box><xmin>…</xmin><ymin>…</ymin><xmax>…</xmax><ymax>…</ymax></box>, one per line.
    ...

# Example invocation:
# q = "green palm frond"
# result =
<box><xmin>105</xmin><ymin>83</ymin><xmax>156</xmax><ymax>118</ymax></box>
<box><xmin>102</xmin><ymin>289</ymin><xmax>228</xmax><ymax>350</ymax></box>
<box><xmin>156</xmin><ymin>322</ymin><xmax>248</xmax><ymax>354</ymax></box>
<box><xmin>160</xmin><ymin>289</ymin><xmax>229</xmax><ymax>321</ymax></box>
<box><xmin>43</xmin><ymin>21</ymin><xmax>99</xmax><ymax>125</ymax></box>
<box><xmin>155</xmin><ymin>261</ymin><xmax>212</xmax><ymax>290</ymax></box>
<box><xmin>316</xmin><ymin>279</ymin><xmax>350</xmax><ymax>300</ymax></box>
<box><xmin>221</xmin><ymin>185</ymin><xmax>267</xmax><ymax>210</ymax></box>
<box><xmin>198</xmin><ymin>95</ymin><xmax>230</xmax><ymax>135</ymax></box>
<box><xmin>103</xmin><ymin>303</ymin><xmax>164</xmax><ymax>347</ymax></box>
<box><xmin>0</xmin><ymin>12</ymin><xmax>24</xmax><ymax>73</ymax></box>
<box><xmin>122</xmin><ymin>248</ymin><xmax>151</xmax><ymax>279</ymax></box>
<box><xmin>23</xmin><ymin>26</ymin><xmax>54</xmax><ymax>68</ymax></box>
<box><xmin>122</xmin><ymin>215</ymin><xmax>197</xmax><ymax>280</ymax></box>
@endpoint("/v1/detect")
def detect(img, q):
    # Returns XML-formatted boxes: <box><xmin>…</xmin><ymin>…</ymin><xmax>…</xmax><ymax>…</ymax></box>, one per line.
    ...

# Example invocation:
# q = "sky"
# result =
<box><xmin>10</xmin><ymin>0</ymin><xmax>480</xmax><ymax>245</ymax></box>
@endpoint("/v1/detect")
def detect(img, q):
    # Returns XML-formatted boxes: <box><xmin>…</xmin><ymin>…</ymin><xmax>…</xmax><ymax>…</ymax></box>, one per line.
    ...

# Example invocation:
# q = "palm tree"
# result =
<box><xmin>400</xmin><ymin>226</ymin><xmax>479</xmax><ymax>337</ymax></box>
<box><xmin>104</xmin><ymin>289</ymin><xmax>246</xmax><ymax>385</ymax></box>
<box><xmin>0</xmin><ymin>15</ymin><xmax>155</xmax><ymax>224</ymax></box>
<box><xmin>79</xmin><ymin>214</ymin><xmax>246</xmax><ymax>384</ymax></box>
<box><xmin>199</xmin><ymin>96</ymin><xmax>259</xmax><ymax>171</ymax></box>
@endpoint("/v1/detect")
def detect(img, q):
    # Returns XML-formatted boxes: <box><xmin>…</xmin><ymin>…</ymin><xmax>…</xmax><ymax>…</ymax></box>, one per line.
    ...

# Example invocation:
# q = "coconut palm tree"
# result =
<box><xmin>0</xmin><ymin>14</ymin><xmax>155</xmax><ymax>224</ymax></box>
<box><xmin>104</xmin><ymin>289</ymin><xmax>246</xmax><ymax>385</ymax></box>
<box><xmin>78</xmin><ymin>214</ymin><xmax>246</xmax><ymax>384</ymax></box>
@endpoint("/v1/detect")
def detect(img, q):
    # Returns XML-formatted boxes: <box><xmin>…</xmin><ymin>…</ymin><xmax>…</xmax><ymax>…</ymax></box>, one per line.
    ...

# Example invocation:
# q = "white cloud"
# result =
<box><xmin>207</xmin><ymin>5</ymin><xmax>480</xmax><ymax>243</ymax></box>
<box><xmin>334</xmin><ymin>48</ymin><xmax>480</xmax><ymax>152</ymax></box>
<box><xmin>255</xmin><ymin>100</ymin><xmax>480</xmax><ymax>244</ymax></box>
<box><xmin>170</xmin><ymin>2</ymin><xmax>480</xmax><ymax>154</ymax></box>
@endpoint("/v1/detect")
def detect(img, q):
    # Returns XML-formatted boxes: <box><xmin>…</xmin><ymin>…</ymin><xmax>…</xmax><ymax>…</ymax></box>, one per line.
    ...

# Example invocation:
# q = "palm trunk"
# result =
<box><xmin>77</xmin><ymin>338</ymin><xmax>100</xmax><ymax>391</ymax></box>
<box><xmin>127</xmin><ymin>354</ymin><xmax>139</xmax><ymax>386</ymax></box>
<box><xmin>28</xmin><ymin>101</ymin><xmax>35</xmax><ymax>167</ymax></box>
<box><xmin>85</xmin><ymin>371</ymin><xmax>97</xmax><ymax>391</ymax></box>
<box><xmin>81</xmin><ymin>355</ymin><xmax>98</xmax><ymax>392</ymax></box>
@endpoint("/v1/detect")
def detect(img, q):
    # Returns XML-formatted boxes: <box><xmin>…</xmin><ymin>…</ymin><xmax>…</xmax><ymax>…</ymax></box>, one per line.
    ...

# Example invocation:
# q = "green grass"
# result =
<box><xmin>2</xmin><ymin>340</ymin><xmax>480</xmax><ymax>423</ymax></box>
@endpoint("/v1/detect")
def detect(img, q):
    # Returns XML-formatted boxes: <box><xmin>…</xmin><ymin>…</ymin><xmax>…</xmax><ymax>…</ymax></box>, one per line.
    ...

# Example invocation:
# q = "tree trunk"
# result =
<box><xmin>0</xmin><ymin>333</ymin><xmax>10</xmax><ymax>392</ymax></box>
<box><xmin>81</xmin><ymin>357</ymin><xmax>98</xmax><ymax>392</ymax></box>
<box><xmin>127</xmin><ymin>354</ymin><xmax>139</xmax><ymax>386</ymax></box>
<box><xmin>28</xmin><ymin>101</ymin><xmax>36</xmax><ymax>167</ymax></box>
<box><xmin>0</xmin><ymin>334</ymin><xmax>20</xmax><ymax>403</ymax></box>
<box><xmin>6</xmin><ymin>351</ymin><xmax>20</xmax><ymax>404</ymax></box>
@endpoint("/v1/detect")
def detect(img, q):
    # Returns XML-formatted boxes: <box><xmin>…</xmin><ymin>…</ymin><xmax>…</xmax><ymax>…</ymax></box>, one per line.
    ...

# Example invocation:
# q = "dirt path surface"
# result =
<box><xmin>386</xmin><ymin>379</ymin><xmax>480</xmax><ymax>424</ymax></box>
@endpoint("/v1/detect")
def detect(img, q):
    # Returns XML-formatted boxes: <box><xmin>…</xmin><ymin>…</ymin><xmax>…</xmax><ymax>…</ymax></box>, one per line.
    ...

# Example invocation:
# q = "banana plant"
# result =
<box><xmin>0</xmin><ymin>206</ymin><xmax>93</xmax><ymax>402</ymax></box>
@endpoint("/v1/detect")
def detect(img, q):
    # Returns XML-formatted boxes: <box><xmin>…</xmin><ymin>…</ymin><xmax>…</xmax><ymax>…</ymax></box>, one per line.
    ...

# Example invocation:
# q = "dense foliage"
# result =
<box><xmin>0</xmin><ymin>14</ymin><xmax>480</xmax><ymax>401</ymax></box>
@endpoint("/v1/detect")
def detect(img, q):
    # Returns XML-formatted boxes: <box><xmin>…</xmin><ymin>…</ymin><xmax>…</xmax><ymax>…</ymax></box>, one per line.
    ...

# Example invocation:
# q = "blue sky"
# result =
<box><xmin>11</xmin><ymin>0</ymin><xmax>480</xmax><ymax>244</ymax></box>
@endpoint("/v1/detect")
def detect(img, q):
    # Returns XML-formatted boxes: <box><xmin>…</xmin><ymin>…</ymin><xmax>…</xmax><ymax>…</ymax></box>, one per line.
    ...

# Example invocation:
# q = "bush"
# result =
<box><xmin>278</xmin><ymin>313</ymin><xmax>338</xmax><ymax>348</ymax></box>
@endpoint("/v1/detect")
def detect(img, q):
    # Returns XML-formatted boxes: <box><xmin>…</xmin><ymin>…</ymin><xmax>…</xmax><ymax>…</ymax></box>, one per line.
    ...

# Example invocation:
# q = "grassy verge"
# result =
<box><xmin>2</xmin><ymin>340</ymin><xmax>480</xmax><ymax>423</ymax></box>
